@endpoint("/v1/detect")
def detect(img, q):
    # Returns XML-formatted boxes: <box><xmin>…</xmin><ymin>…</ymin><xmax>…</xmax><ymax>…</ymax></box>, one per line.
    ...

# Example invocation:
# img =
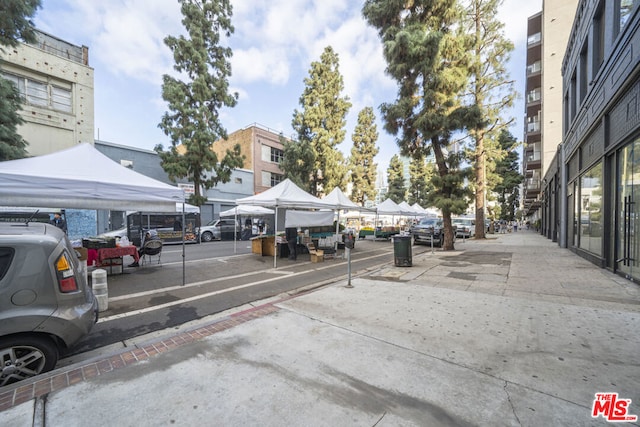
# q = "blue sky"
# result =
<box><xmin>34</xmin><ymin>0</ymin><xmax>542</xmax><ymax>175</ymax></box>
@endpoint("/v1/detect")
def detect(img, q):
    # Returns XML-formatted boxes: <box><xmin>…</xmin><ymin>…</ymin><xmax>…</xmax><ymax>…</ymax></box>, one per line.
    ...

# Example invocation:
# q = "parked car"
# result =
<box><xmin>411</xmin><ymin>217</ymin><xmax>456</xmax><ymax>246</ymax></box>
<box><xmin>0</xmin><ymin>222</ymin><xmax>98</xmax><ymax>386</ymax></box>
<box><xmin>199</xmin><ymin>219</ymin><xmax>241</xmax><ymax>242</ymax></box>
<box><xmin>452</xmin><ymin>217</ymin><xmax>475</xmax><ymax>238</ymax></box>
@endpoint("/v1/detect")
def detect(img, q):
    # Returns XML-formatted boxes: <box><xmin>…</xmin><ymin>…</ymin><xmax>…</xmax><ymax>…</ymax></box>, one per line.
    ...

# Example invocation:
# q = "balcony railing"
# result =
<box><xmin>527</xmin><ymin>121</ymin><xmax>541</xmax><ymax>133</ymax></box>
<box><xmin>526</xmin><ymin>178</ymin><xmax>541</xmax><ymax>190</ymax></box>
<box><xmin>527</xmin><ymin>61</ymin><xmax>541</xmax><ymax>75</ymax></box>
<box><xmin>527</xmin><ymin>90</ymin><xmax>541</xmax><ymax>103</ymax></box>
<box><xmin>526</xmin><ymin>151</ymin><xmax>541</xmax><ymax>163</ymax></box>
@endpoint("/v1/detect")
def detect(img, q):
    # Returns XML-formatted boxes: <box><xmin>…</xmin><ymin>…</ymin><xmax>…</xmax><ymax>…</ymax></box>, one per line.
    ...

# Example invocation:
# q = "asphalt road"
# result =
<box><xmin>65</xmin><ymin>238</ymin><xmax>426</xmax><ymax>359</ymax></box>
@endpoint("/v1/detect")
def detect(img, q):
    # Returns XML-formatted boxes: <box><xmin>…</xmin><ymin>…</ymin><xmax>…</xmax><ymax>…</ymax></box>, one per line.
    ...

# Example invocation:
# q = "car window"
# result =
<box><xmin>0</xmin><ymin>247</ymin><xmax>15</xmax><ymax>281</ymax></box>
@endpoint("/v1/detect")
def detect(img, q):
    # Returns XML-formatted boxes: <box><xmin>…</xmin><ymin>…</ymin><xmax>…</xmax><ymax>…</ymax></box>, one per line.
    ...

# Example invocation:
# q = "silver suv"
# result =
<box><xmin>0</xmin><ymin>222</ymin><xmax>98</xmax><ymax>387</ymax></box>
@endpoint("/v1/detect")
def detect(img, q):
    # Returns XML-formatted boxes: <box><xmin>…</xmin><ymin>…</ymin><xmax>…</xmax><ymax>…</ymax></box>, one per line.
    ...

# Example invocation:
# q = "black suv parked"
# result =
<box><xmin>0</xmin><ymin>222</ymin><xmax>98</xmax><ymax>387</ymax></box>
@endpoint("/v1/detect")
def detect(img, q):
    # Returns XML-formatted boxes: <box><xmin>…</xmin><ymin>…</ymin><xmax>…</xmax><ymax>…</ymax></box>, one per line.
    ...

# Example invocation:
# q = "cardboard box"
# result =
<box><xmin>310</xmin><ymin>250</ymin><xmax>324</xmax><ymax>263</ymax></box>
<box><xmin>75</xmin><ymin>247</ymin><xmax>88</xmax><ymax>261</ymax></box>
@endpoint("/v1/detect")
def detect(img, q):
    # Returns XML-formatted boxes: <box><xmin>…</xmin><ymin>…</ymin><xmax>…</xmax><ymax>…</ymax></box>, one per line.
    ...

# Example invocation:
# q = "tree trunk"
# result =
<box><xmin>475</xmin><ymin>136</ymin><xmax>486</xmax><ymax>239</ymax></box>
<box><xmin>431</xmin><ymin>138</ymin><xmax>455</xmax><ymax>250</ymax></box>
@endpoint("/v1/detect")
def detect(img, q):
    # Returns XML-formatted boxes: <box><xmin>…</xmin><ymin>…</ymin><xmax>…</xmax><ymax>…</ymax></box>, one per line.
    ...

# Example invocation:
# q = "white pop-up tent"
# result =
<box><xmin>0</xmin><ymin>143</ymin><xmax>185</xmax><ymax>211</ymax></box>
<box><xmin>236</xmin><ymin>179</ymin><xmax>336</xmax><ymax>267</ymax></box>
<box><xmin>219</xmin><ymin>205</ymin><xmax>275</xmax><ymax>217</ymax></box>
<box><xmin>321</xmin><ymin>187</ymin><xmax>375</xmax><ymax>250</ymax></box>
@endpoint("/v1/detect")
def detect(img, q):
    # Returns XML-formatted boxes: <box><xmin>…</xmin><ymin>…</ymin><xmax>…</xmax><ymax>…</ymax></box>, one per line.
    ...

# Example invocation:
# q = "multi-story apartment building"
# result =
<box><xmin>523</xmin><ymin>1</ymin><xmax>579</xmax><ymax>223</ymax></box>
<box><xmin>211</xmin><ymin>123</ymin><xmax>287</xmax><ymax>195</ymax></box>
<box><xmin>555</xmin><ymin>0</ymin><xmax>640</xmax><ymax>280</ymax></box>
<box><xmin>0</xmin><ymin>30</ymin><xmax>94</xmax><ymax>156</ymax></box>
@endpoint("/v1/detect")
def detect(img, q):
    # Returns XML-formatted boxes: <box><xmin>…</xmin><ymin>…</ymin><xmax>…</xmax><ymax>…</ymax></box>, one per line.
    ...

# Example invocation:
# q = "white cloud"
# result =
<box><xmin>231</xmin><ymin>47</ymin><xmax>290</xmax><ymax>85</ymax></box>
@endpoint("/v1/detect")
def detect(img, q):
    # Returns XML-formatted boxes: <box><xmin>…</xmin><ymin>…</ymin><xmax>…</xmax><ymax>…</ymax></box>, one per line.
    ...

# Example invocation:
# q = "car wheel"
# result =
<box><xmin>0</xmin><ymin>335</ymin><xmax>58</xmax><ymax>387</ymax></box>
<box><xmin>201</xmin><ymin>231</ymin><xmax>213</xmax><ymax>242</ymax></box>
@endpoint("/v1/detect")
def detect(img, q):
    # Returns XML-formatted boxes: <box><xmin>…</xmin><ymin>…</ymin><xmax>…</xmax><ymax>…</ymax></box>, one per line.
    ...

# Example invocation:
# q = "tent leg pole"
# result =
<box><xmin>182</xmin><ymin>199</ymin><xmax>185</xmax><ymax>286</ymax></box>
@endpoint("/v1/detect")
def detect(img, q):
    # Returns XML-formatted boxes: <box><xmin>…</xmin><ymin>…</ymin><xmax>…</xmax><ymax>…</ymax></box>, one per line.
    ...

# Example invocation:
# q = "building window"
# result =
<box><xmin>1</xmin><ymin>72</ymin><xmax>72</xmax><ymax>113</ymax></box>
<box><xmin>526</xmin><ymin>61</ymin><xmax>541</xmax><ymax>75</ymax></box>
<box><xmin>527</xmin><ymin>32</ymin><xmax>541</xmax><ymax>45</ymax></box>
<box><xmin>579</xmin><ymin>42</ymin><xmax>588</xmax><ymax>105</ymax></box>
<box><xmin>234</xmin><ymin>177</ymin><xmax>242</xmax><ymax>184</ymax></box>
<box><xmin>271</xmin><ymin>173</ymin><xmax>284</xmax><ymax>187</ymax></box>
<box><xmin>527</xmin><ymin>114</ymin><xmax>540</xmax><ymax>133</ymax></box>
<box><xmin>618</xmin><ymin>0</ymin><xmax>634</xmax><ymax>34</ymax></box>
<box><xmin>592</xmin><ymin>2</ymin><xmax>605</xmax><ymax>76</ymax></box>
<box><xmin>578</xmin><ymin>161</ymin><xmax>603</xmax><ymax>256</ymax></box>
<box><xmin>570</xmin><ymin>70</ymin><xmax>577</xmax><ymax>122</ymax></box>
<box><xmin>527</xmin><ymin>87</ymin><xmax>541</xmax><ymax>103</ymax></box>
<box><xmin>270</xmin><ymin>147</ymin><xmax>284</xmax><ymax>164</ymax></box>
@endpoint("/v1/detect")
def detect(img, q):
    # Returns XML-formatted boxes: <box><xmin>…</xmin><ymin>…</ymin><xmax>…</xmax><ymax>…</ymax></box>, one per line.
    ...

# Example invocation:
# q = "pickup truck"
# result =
<box><xmin>199</xmin><ymin>219</ymin><xmax>241</xmax><ymax>242</ymax></box>
<box><xmin>410</xmin><ymin>217</ymin><xmax>456</xmax><ymax>246</ymax></box>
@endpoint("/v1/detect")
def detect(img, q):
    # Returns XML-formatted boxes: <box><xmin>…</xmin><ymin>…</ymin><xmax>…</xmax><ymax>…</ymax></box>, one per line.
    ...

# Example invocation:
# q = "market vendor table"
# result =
<box><xmin>95</xmin><ymin>246</ymin><xmax>139</xmax><ymax>274</ymax></box>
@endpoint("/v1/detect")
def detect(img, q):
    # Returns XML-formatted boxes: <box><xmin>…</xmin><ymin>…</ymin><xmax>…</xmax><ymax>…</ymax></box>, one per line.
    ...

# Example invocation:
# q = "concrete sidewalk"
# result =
<box><xmin>1</xmin><ymin>231</ymin><xmax>639</xmax><ymax>426</ymax></box>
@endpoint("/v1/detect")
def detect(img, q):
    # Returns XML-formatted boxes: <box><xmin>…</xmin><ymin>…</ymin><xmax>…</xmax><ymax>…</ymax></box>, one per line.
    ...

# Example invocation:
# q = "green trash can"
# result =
<box><xmin>393</xmin><ymin>235</ymin><xmax>412</xmax><ymax>267</ymax></box>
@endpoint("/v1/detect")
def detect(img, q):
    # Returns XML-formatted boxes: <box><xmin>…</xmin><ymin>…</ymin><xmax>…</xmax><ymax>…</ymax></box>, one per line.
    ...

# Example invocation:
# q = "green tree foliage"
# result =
<box><xmin>156</xmin><ymin>0</ymin><xmax>243</xmax><ymax>206</ymax></box>
<box><xmin>0</xmin><ymin>0</ymin><xmax>40</xmax><ymax>161</ymax></box>
<box><xmin>463</xmin><ymin>0</ymin><xmax>516</xmax><ymax>239</ymax></box>
<box><xmin>386</xmin><ymin>154</ymin><xmax>406</xmax><ymax>204</ymax></box>
<box><xmin>280</xmin><ymin>134</ymin><xmax>315</xmax><ymax>190</ymax></box>
<box><xmin>408</xmin><ymin>155</ymin><xmax>434</xmax><ymax>207</ymax></box>
<box><xmin>292</xmin><ymin>46</ymin><xmax>351</xmax><ymax>196</ymax></box>
<box><xmin>349</xmin><ymin>107</ymin><xmax>379</xmax><ymax>205</ymax></box>
<box><xmin>363</xmin><ymin>0</ymin><xmax>480</xmax><ymax>250</ymax></box>
<box><xmin>493</xmin><ymin>129</ymin><xmax>522</xmax><ymax>221</ymax></box>
<box><xmin>0</xmin><ymin>0</ymin><xmax>40</xmax><ymax>50</ymax></box>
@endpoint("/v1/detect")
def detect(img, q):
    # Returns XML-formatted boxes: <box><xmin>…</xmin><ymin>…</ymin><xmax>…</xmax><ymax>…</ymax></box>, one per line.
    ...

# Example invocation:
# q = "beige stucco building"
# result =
<box><xmin>0</xmin><ymin>30</ymin><xmax>94</xmax><ymax>156</ymax></box>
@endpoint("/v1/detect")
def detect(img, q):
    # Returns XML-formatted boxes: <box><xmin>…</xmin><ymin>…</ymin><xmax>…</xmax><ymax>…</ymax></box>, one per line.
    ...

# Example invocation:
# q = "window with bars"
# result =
<box><xmin>1</xmin><ymin>72</ymin><xmax>72</xmax><ymax>113</ymax></box>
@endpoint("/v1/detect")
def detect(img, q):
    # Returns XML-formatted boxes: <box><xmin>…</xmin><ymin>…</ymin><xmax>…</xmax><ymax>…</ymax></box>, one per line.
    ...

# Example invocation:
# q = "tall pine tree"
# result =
<box><xmin>0</xmin><ymin>0</ymin><xmax>40</xmax><ymax>161</ymax></box>
<box><xmin>363</xmin><ymin>0</ymin><xmax>479</xmax><ymax>250</ymax></box>
<box><xmin>493</xmin><ymin>129</ymin><xmax>522</xmax><ymax>220</ymax></box>
<box><xmin>386</xmin><ymin>154</ymin><xmax>406</xmax><ymax>204</ymax></box>
<box><xmin>349</xmin><ymin>107</ymin><xmax>379</xmax><ymax>205</ymax></box>
<box><xmin>409</xmin><ymin>155</ymin><xmax>434</xmax><ymax>207</ymax></box>
<box><xmin>292</xmin><ymin>46</ymin><xmax>351</xmax><ymax>196</ymax></box>
<box><xmin>156</xmin><ymin>0</ymin><xmax>244</xmax><ymax>206</ymax></box>
<box><xmin>280</xmin><ymin>134</ymin><xmax>315</xmax><ymax>190</ymax></box>
<box><xmin>463</xmin><ymin>0</ymin><xmax>517</xmax><ymax>239</ymax></box>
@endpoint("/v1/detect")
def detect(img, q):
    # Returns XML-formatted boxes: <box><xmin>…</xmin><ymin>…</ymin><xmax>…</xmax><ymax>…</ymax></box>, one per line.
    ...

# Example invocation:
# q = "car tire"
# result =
<box><xmin>0</xmin><ymin>335</ymin><xmax>59</xmax><ymax>387</ymax></box>
<box><xmin>201</xmin><ymin>231</ymin><xmax>213</xmax><ymax>242</ymax></box>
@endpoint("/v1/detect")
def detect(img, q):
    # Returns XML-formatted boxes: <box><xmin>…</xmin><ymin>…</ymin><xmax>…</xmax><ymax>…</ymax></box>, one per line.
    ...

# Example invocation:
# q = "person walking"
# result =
<box><xmin>285</xmin><ymin>227</ymin><xmax>298</xmax><ymax>261</ymax></box>
<box><xmin>50</xmin><ymin>212</ymin><xmax>67</xmax><ymax>233</ymax></box>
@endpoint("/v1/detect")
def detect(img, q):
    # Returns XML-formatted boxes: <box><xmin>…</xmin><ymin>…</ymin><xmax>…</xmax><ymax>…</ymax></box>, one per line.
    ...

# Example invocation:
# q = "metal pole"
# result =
<box><xmin>345</xmin><ymin>246</ymin><xmax>353</xmax><ymax>288</ymax></box>
<box><xmin>182</xmin><ymin>200</ymin><xmax>185</xmax><ymax>286</ymax></box>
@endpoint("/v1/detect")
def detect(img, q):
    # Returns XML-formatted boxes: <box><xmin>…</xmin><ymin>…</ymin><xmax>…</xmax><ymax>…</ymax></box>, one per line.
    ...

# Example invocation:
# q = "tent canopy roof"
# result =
<box><xmin>322</xmin><ymin>187</ymin><xmax>373</xmax><ymax>211</ymax></box>
<box><xmin>375</xmin><ymin>198</ymin><xmax>404</xmax><ymax>215</ymax></box>
<box><xmin>0</xmin><ymin>143</ymin><xmax>184</xmax><ymax>211</ymax></box>
<box><xmin>219</xmin><ymin>205</ymin><xmax>274</xmax><ymax>217</ymax></box>
<box><xmin>236</xmin><ymin>179</ymin><xmax>335</xmax><ymax>209</ymax></box>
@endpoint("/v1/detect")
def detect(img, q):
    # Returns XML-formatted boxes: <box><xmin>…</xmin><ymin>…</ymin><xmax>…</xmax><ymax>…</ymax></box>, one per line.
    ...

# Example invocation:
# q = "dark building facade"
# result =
<box><xmin>557</xmin><ymin>0</ymin><xmax>640</xmax><ymax>280</ymax></box>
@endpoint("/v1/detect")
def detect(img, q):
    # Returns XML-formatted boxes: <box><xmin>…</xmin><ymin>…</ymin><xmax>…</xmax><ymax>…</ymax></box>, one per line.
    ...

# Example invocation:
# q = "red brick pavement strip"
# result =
<box><xmin>0</xmin><ymin>303</ymin><xmax>279</xmax><ymax>413</ymax></box>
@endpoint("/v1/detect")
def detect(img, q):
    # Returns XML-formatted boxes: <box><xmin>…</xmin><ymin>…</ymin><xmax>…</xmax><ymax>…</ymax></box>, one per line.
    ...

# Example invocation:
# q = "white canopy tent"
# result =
<box><xmin>219</xmin><ymin>205</ymin><xmax>275</xmax><ymax>252</ymax></box>
<box><xmin>219</xmin><ymin>205</ymin><xmax>275</xmax><ymax>217</ymax></box>
<box><xmin>236</xmin><ymin>179</ymin><xmax>336</xmax><ymax>267</ymax></box>
<box><xmin>0</xmin><ymin>143</ymin><xmax>191</xmax><ymax>284</ymax></box>
<box><xmin>321</xmin><ymin>187</ymin><xmax>374</xmax><ymax>250</ymax></box>
<box><xmin>398</xmin><ymin>201</ymin><xmax>420</xmax><ymax>216</ymax></box>
<box><xmin>0</xmin><ymin>143</ymin><xmax>185</xmax><ymax>211</ymax></box>
<box><xmin>375</xmin><ymin>198</ymin><xmax>404</xmax><ymax>216</ymax></box>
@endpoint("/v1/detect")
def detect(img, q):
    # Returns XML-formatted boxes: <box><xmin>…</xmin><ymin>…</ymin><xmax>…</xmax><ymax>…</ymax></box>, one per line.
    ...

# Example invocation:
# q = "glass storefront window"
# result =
<box><xmin>579</xmin><ymin>162</ymin><xmax>603</xmax><ymax>256</ymax></box>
